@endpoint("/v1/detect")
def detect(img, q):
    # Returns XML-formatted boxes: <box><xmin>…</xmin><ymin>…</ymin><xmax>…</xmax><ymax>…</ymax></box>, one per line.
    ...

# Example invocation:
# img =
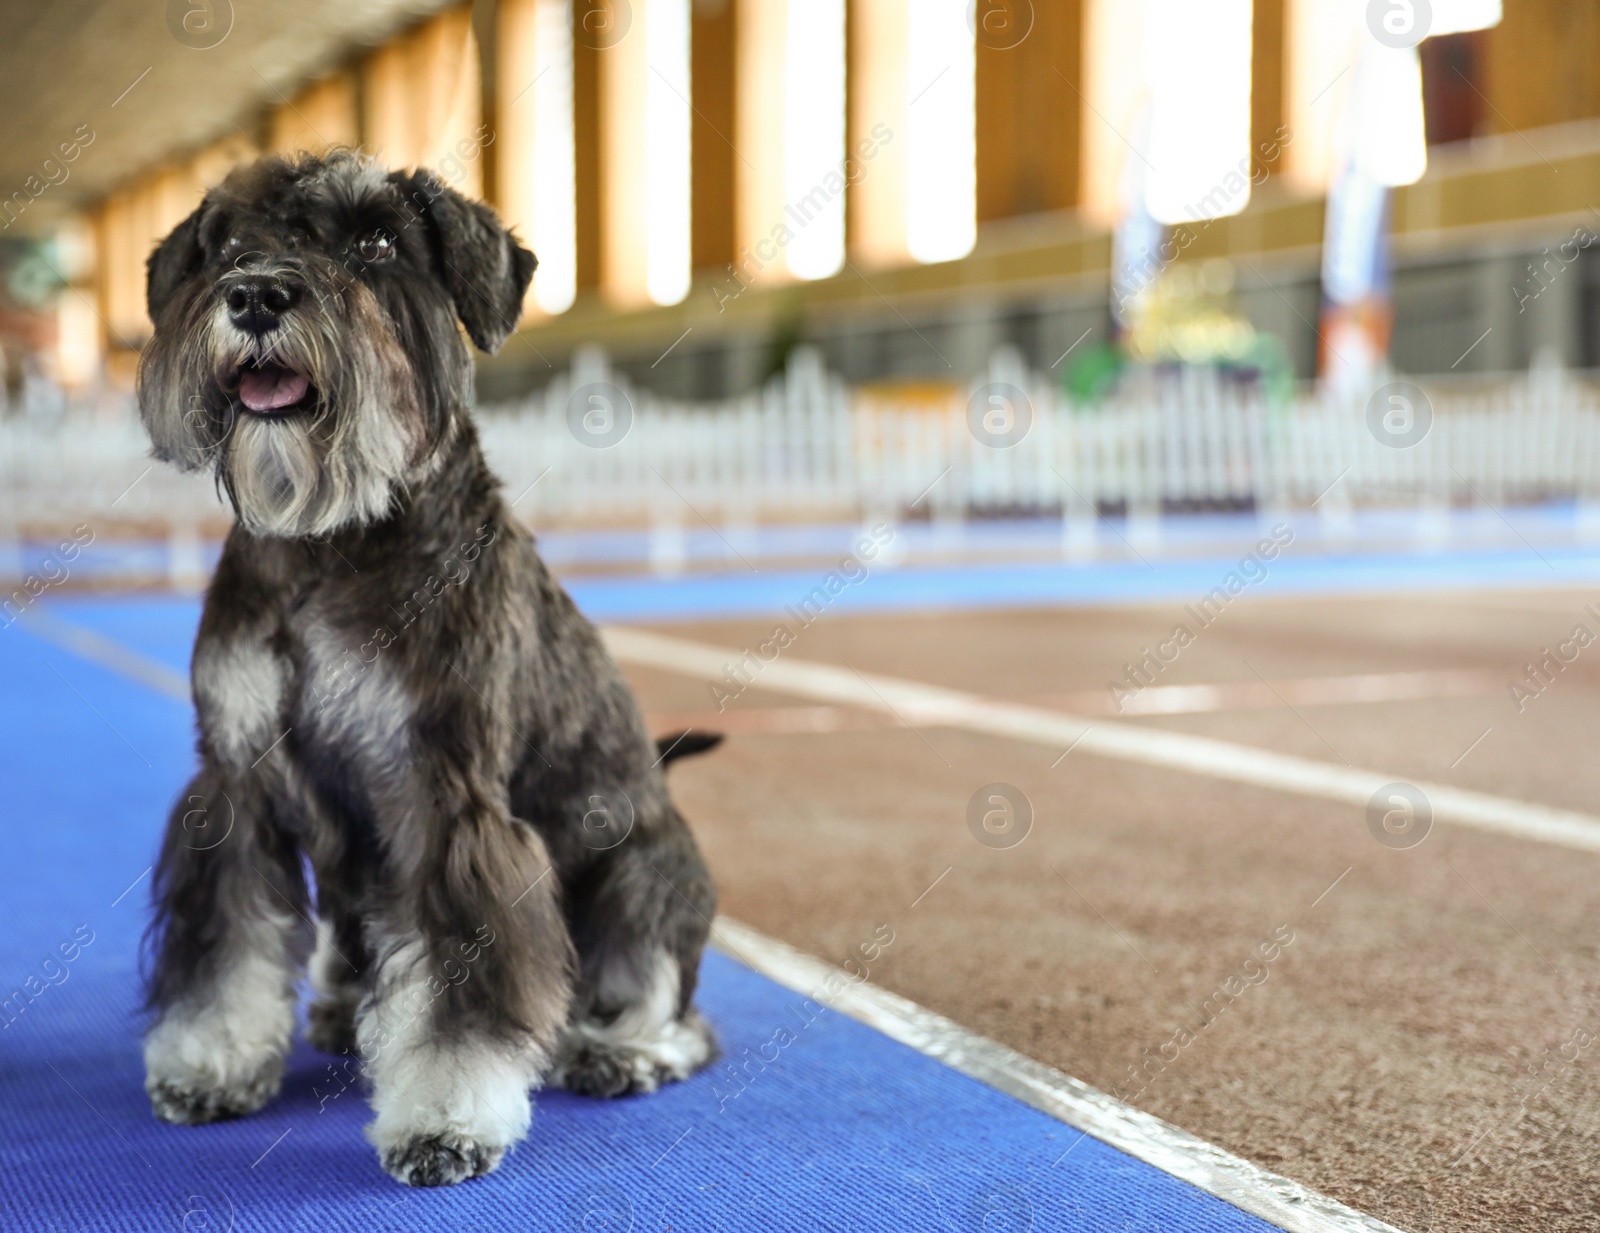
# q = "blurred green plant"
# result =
<box><xmin>2</xmin><ymin>239</ymin><xmax>67</xmax><ymax>309</ymax></box>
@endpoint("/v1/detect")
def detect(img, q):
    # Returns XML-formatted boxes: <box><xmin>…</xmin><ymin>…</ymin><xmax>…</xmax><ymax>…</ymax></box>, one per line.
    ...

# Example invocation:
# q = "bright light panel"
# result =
<box><xmin>784</xmin><ymin>0</ymin><xmax>846</xmax><ymax>280</ymax></box>
<box><xmin>1143</xmin><ymin>0</ymin><xmax>1254</xmax><ymax>225</ymax></box>
<box><xmin>1081</xmin><ymin>0</ymin><xmax>1148</xmax><ymax>226</ymax></box>
<box><xmin>1282</xmin><ymin>0</ymin><xmax>1357</xmax><ymax>196</ymax></box>
<box><xmin>1432</xmin><ymin>0</ymin><xmax>1501</xmax><ymax>35</ymax></box>
<box><xmin>1355</xmin><ymin>43</ymin><xmax>1427</xmax><ymax>187</ymax></box>
<box><xmin>55</xmin><ymin>293</ymin><xmax>101</xmax><ymax>387</ymax></box>
<box><xmin>531</xmin><ymin>0</ymin><xmax>576</xmax><ymax>314</ymax></box>
<box><xmin>906</xmin><ymin>0</ymin><xmax>976</xmax><ymax>264</ymax></box>
<box><xmin>645</xmin><ymin>0</ymin><xmax>692</xmax><ymax>305</ymax></box>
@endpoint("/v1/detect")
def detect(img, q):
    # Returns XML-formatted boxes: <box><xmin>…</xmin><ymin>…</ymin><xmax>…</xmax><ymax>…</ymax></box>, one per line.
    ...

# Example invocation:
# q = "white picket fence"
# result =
<box><xmin>6</xmin><ymin>347</ymin><xmax>1600</xmax><ymax>538</ymax></box>
<box><xmin>484</xmin><ymin>346</ymin><xmax>1600</xmax><ymax>523</ymax></box>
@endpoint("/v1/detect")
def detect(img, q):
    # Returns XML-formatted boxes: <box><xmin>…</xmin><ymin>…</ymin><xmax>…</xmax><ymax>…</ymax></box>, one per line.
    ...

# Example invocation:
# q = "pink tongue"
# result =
<box><xmin>238</xmin><ymin>367</ymin><xmax>309</xmax><ymax>412</ymax></box>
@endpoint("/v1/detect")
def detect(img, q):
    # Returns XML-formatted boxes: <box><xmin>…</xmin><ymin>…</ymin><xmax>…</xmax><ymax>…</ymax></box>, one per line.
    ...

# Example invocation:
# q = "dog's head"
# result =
<box><xmin>137</xmin><ymin>151</ymin><xmax>535</xmax><ymax>538</ymax></box>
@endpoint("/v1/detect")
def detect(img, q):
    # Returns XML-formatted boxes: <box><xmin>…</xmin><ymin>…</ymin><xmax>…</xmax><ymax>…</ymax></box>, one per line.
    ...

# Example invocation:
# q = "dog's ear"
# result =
<box><xmin>403</xmin><ymin>171</ymin><xmax>536</xmax><ymax>354</ymax></box>
<box><xmin>146</xmin><ymin>204</ymin><xmax>206</xmax><ymax>324</ymax></box>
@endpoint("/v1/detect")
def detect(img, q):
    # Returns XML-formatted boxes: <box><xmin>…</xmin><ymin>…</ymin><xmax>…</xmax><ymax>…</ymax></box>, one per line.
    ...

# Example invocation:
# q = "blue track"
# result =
<box><xmin>0</xmin><ymin>598</ymin><xmax>1276</xmax><ymax>1233</ymax></box>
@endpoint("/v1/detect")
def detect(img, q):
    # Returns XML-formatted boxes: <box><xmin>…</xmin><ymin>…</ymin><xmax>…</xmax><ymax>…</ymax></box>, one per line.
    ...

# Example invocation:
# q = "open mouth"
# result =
<box><xmin>236</xmin><ymin>362</ymin><xmax>312</xmax><ymax>415</ymax></box>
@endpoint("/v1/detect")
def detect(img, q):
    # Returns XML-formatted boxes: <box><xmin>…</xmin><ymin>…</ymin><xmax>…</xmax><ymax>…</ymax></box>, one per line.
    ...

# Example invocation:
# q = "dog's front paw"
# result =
<box><xmin>144</xmin><ymin>999</ymin><xmax>293</xmax><ymax>1125</ymax></box>
<box><xmin>380</xmin><ymin>1132</ymin><xmax>505</xmax><ymax>1187</ymax></box>
<box><xmin>147</xmin><ymin>1060</ymin><xmax>283</xmax><ymax>1125</ymax></box>
<box><xmin>362</xmin><ymin>1033</ymin><xmax>538</xmax><ymax>1187</ymax></box>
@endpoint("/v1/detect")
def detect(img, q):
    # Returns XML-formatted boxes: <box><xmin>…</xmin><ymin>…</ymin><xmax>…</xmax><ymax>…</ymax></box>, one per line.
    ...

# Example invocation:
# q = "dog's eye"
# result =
<box><xmin>221</xmin><ymin>237</ymin><xmax>243</xmax><ymax>263</ymax></box>
<box><xmin>356</xmin><ymin>228</ymin><xmax>397</xmax><ymax>264</ymax></box>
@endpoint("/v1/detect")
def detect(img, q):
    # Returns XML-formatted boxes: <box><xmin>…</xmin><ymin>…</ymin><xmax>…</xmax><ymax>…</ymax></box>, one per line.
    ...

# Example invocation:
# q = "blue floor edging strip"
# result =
<box><xmin>39</xmin><ymin>537</ymin><xmax>1600</xmax><ymax>662</ymax></box>
<box><xmin>559</xmin><ymin>544</ymin><xmax>1600</xmax><ymax>623</ymax></box>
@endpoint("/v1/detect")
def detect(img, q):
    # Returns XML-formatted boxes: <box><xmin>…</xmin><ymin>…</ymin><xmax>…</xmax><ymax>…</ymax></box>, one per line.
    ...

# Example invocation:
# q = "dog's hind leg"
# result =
<box><xmin>553</xmin><ymin>810</ymin><xmax>719</xmax><ymax>1098</ymax></box>
<box><xmin>143</xmin><ymin>767</ymin><xmax>311</xmax><ymax>1125</ymax></box>
<box><xmin>301</xmin><ymin>828</ymin><xmax>373</xmax><ymax>1056</ymax></box>
<box><xmin>306</xmin><ymin>898</ymin><xmax>367</xmax><ymax>1056</ymax></box>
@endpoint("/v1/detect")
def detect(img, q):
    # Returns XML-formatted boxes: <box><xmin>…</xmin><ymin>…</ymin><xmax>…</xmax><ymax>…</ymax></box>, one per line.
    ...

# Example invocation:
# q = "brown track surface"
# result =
<box><xmin>629</xmin><ymin>590</ymin><xmax>1600</xmax><ymax>1233</ymax></box>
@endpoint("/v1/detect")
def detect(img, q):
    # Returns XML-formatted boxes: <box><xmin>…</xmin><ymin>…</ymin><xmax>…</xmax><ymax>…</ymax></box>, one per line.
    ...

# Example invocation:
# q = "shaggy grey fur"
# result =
<box><xmin>135</xmin><ymin>152</ymin><xmax>718</xmax><ymax>1187</ymax></box>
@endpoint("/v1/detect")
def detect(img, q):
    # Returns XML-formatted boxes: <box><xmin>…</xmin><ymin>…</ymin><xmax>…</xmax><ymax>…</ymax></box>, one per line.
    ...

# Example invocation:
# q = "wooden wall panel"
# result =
<box><xmin>733</xmin><ymin>0</ymin><xmax>785</xmax><ymax>280</ymax></box>
<box><xmin>847</xmin><ymin>0</ymin><xmax>910</xmax><ymax>265</ymax></box>
<box><xmin>1483</xmin><ymin>0</ymin><xmax>1600</xmax><ymax>134</ymax></box>
<box><xmin>362</xmin><ymin>6</ymin><xmax>484</xmax><ymax>196</ymax></box>
<box><xmin>975</xmin><ymin>0</ymin><xmax>1081</xmax><ymax>221</ymax></box>
<box><xmin>268</xmin><ymin>70</ymin><xmax>360</xmax><ymax>157</ymax></box>
<box><xmin>573</xmin><ymin>19</ymin><xmax>602</xmax><ymax>291</ymax></box>
<box><xmin>691</xmin><ymin>0</ymin><xmax>736</xmax><ymax>273</ymax></box>
<box><xmin>597</xmin><ymin>1</ymin><xmax>647</xmax><ymax>305</ymax></box>
<box><xmin>1251</xmin><ymin>0</ymin><xmax>1285</xmax><ymax>178</ymax></box>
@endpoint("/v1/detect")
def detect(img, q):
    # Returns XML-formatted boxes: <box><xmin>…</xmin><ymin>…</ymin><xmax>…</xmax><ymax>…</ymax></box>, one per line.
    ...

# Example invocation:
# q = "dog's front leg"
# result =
<box><xmin>359</xmin><ymin>797</ymin><xmax>574</xmax><ymax>1187</ymax></box>
<box><xmin>143</xmin><ymin>765</ymin><xmax>310</xmax><ymax>1124</ymax></box>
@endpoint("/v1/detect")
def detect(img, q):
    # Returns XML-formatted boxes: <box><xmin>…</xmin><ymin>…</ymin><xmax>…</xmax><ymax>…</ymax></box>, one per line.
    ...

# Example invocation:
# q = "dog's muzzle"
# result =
<box><xmin>220</xmin><ymin>273</ymin><xmax>313</xmax><ymax>415</ymax></box>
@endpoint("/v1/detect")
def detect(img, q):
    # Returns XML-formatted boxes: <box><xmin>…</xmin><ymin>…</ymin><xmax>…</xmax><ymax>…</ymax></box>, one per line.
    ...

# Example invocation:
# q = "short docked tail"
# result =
<box><xmin>655</xmin><ymin>731</ymin><xmax>725</xmax><ymax>765</ymax></box>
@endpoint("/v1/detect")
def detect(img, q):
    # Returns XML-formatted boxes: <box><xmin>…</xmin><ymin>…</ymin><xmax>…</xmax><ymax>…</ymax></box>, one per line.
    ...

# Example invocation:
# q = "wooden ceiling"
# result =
<box><xmin>0</xmin><ymin>0</ymin><xmax>457</xmax><ymax>234</ymax></box>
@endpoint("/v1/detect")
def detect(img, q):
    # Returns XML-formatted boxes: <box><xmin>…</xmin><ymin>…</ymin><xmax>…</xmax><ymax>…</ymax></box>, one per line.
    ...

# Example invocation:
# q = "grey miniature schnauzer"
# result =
<box><xmin>135</xmin><ymin>151</ymin><xmax>720</xmax><ymax>1186</ymax></box>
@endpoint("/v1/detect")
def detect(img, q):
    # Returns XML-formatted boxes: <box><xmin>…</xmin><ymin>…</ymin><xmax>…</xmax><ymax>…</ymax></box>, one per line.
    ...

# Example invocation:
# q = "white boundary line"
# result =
<box><xmin>603</xmin><ymin>626</ymin><xmax>1600</xmax><ymax>856</ymax></box>
<box><xmin>17</xmin><ymin>609</ymin><xmax>190</xmax><ymax>702</ymax></box>
<box><xmin>712</xmin><ymin>916</ymin><xmax>1403</xmax><ymax>1233</ymax></box>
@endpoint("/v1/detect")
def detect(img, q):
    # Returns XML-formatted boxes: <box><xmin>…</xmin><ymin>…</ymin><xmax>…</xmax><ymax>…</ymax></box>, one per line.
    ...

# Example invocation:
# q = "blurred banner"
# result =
<box><xmin>1317</xmin><ymin>0</ymin><xmax>1502</xmax><ymax>385</ymax></box>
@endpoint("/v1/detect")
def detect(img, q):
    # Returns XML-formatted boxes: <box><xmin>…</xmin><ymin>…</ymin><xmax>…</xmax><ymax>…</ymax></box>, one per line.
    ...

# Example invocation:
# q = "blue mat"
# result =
<box><xmin>0</xmin><ymin>601</ymin><xmax>1277</xmax><ymax>1231</ymax></box>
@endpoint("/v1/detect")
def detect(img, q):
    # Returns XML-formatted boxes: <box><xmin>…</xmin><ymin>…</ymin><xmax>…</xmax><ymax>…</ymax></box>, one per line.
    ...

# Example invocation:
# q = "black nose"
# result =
<box><xmin>225</xmin><ymin>277</ymin><xmax>299</xmax><ymax>335</ymax></box>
